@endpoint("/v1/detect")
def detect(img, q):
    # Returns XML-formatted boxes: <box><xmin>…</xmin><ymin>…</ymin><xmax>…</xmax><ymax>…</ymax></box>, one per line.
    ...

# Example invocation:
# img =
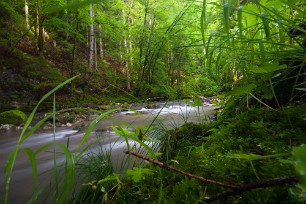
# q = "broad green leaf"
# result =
<box><xmin>242</xmin><ymin>4</ymin><xmax>259</xmax><ymax>27</ymax></box>
<box><xmin>227</xmin><ymin>84</ymin><xmax>257</xmax><ymax>96</ymax></box>
<box><xmin>250</xmin><ymin>63</ymin><xmax>287</xmax><ymax>74</ymax></box>
<box><xmin>126</xmin><ymin>167</ymin><xmax>154</xmax><ymax>183</ymax></box>
<box><xmin>293</xmin><ymin>145</ymin><xmax>306</xmax><ymax>192</ymax></box>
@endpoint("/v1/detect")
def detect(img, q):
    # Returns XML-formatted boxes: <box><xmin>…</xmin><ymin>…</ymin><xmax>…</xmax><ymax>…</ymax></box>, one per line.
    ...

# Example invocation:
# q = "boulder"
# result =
<box><xmin>0</xmin><ymin>110</ymin><xmax>27</xmax><ymax>126</ymax></box>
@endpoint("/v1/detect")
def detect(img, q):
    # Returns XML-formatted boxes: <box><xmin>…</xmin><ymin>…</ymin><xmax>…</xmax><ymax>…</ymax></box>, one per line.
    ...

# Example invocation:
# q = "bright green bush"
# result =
<box><xmin>183</xmin><ymin>75</ymin><xmax>219</xmax><ymax>97</ymax></box>
<box><xmin>0</xmin><ymin>110</ymin><xmax>27</xmax><ymax>125</ymax></box>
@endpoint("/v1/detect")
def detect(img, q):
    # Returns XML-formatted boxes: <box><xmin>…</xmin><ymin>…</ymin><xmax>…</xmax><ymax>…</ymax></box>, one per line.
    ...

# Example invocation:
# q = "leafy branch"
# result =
<box><xmin>124</xmin><ymin>150</ymin><xmax>298</xmax><ymax>202</ymax></box>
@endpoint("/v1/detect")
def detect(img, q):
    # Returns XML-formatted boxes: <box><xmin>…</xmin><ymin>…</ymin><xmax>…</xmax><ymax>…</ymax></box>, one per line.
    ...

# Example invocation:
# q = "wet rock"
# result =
<box><xmin>56</xmin><ymin>112</ymin><xmax>76</xmax><ymax>124</ymax></box>
<box><xmin>146</xmin><ymin>97</ymin><xmax>165</xmax><ymax>102</ymax></box>
<box><xmin>42</xmin><ymin>121</ymin><xmax>53</xmax><ymax>130</ymax></box>
<box><xmin>144</xmin><ymin>103</ymin><xmax>161</xmax><ymax>109</ymax></box>
<box><xmin>0</xmin><ymin>124</ymin><xmax>16</xmax><ymax>131</ymax></box>
<box><xmin>73</xmin><ymin>123</ymin><xmax>86</xmax><ymax>131</ymax></box>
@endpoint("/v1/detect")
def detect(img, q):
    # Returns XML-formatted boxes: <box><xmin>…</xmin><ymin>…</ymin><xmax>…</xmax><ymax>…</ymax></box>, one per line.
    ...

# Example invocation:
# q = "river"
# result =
<box><xmin>0</xmin><ymin>101</ymin><xmax>216</xmax><ymax>203</ymax></box>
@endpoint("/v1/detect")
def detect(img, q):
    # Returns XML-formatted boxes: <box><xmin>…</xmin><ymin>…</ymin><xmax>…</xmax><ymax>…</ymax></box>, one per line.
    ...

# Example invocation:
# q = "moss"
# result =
<box><xmin>0</xmin><ymin>110</ymin><xmax>27</xmax><ymax>125</ymax></box>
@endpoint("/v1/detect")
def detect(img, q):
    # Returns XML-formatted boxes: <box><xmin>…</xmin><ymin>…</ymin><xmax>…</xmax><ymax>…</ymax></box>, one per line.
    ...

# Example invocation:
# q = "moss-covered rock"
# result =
<box><xmin>0</xmin><ymin>110</ymin><xmax>27</xmax><ymax>125</ymax></box>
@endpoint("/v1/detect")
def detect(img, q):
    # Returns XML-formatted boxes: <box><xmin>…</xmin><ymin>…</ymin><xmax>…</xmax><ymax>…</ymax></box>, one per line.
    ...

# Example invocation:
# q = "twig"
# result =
<box><xmin>124</xmin><ymin>150</ymin><xmax>299</xmax><ymax>202</ymax></box>
<box><xmin>124</xmin><ymin>150</ymin><xmax>240</xmax><ymax>189</ymax></box>
<box><xmin>204</xmin><ymin>176</ymin><xmax>298</xmax><ymax>202</ymax></box>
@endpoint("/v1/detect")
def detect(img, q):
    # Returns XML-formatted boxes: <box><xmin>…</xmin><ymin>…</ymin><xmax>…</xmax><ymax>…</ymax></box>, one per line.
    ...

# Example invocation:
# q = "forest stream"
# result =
<box><xmin>0</xmin><ymin>101</ymin><xmax>217</xmax><ymax>203</ymax></box>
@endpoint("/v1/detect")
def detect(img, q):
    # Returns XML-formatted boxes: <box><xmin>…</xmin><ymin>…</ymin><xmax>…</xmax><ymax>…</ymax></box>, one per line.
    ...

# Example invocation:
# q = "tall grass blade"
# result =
<box><xmin>56</xmin><ymin>143</ymin><xmax>75</xmax><ymax>203</ymax></box>
<box><xmin>260</xmin><ymin>12</ymin><xmax>270</xmax><ymax>40</ymax></box>
<box><xmin>76</xmin><ymin>109</ymin><xmax>119</xmax><ymax>153</ymax></box>
<box><xmin>215</xmin><ymin>50</ymin><xmax>223</xmax><ymax>82</ymax></box>
<box><xmin>238</xmin><ymin>6</ymin><xmax>243</xmax><ymax>38</ymax></box>
<box><xmin>23</xmin><ymin>147</ymin><xmax>46</xmax><ymax>204</ymax></box>
<box><xmin>53</xmin><ymin>93</ymin><xmax>60</xmax><ymax>200</ymax></box>
<box><xmin>223</xmin><ymin>3</ymin><xmax>230</xmax><ymax>37</ymax></box>
<box><xmin>258</xmin><ymin>39</ymin><xmax>265</xmax><ymax>62</ymax></box>
<box><xmin>200</xmin><ymin>0</ymin><xmax>207</xmax><ymax>46</ymax></box>
<box><xmin>4</xmin><ymin>75</ymin><xmax>78</xmax><ymax>204</ymax></box>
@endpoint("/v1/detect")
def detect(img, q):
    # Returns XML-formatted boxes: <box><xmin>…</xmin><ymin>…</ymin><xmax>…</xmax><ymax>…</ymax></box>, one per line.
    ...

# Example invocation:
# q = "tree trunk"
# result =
<box><xmin>135</xmin><ymin>0</ymin><xmax>149</xmax><ymax>96</ymax></box>
<box><xmin>38</xmin><ymin>17</ymin><xmax>44</xmax><ymax>55</ymax></box>
<box><xmin>94</xmin><ymin>34</ymin><xmax>98</xmax><ymax>69</ymax></box>
<box><xmin>88</xmin><ymin>3</ymin><xmax>95</xmax><ymax>78</ymax></box>
<box><xmin>25</xmin><ymin>0</ymin><xmax>29</xmax><ymax>28</ymax></box>
<box><xmin>98</xmin><ymin>24</ymin><xmax>103</xmax><ymax>59</ymax></box>
<box><xmin>122</xmin><ymin>0</ymin><xmax>131</xmax><ymax>92</ymax></box>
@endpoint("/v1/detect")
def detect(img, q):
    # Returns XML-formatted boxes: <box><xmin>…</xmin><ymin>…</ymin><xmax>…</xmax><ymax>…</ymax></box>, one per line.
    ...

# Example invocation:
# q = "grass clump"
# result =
<box><xmin>0</xmin><ymin>109</ymin><xmax>27</xmax><ymax>125</ymax></box>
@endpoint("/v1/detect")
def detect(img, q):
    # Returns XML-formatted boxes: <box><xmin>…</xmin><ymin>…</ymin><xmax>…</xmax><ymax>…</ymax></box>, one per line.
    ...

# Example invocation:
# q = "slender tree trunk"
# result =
<box><xmin>98</xmin><ymin>24</ymin><xmax>103</xmax><ymax>59</ymax></box>
<box><xmin>94</xmin><ymin>34</ymin><xmax>98</xmax><ymax>69</ymax></box>
<box><xmin>70</xmin><ymin>11</ymin><xmax>79</xmax><ymax>95</ymax></box>
<box><xmin>70</xmin><ymin>35</ymin><xmax>77</xmax><ymax>95</ymax></box>
<box><xmin>9</xmin><ymin>0</ymin><xmax>14</xmax><ymax>49</ymax></box>
<box><xmin>38</xmin><ymin>17</ymin><xmax>44</xmax><ymax>55</ymax></box>
<box><xmin>122</xmin><ymin>0</ymin><xmax>131</xmax><ymax>91</ymax></box>
<box><xmin>25</xmin><ymin>0</ymin><xmax>29</xmax><ymax>28</ymax></box>
<box><xmin>88</xmin><ymin>3</ymin><xmax>95</xmax><ymax>78</ymax></box>
<box><xmin>35</xmin><ymin>0</ymin><xmax>39</xmax><ymax>39</ymax></box>
<box><xmin>136</xmin><ymin>0</ymin><xmax>149</xmax><ymax>96</ymax></box>
<box><xmin>64</xmin><ymin>0</ymin><xmax>69</xmax><ymax>39</ymax></box>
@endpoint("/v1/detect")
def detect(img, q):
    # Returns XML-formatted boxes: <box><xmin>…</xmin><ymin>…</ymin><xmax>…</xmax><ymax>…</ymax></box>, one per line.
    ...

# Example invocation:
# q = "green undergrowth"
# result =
<box><xmin>0</xmin><ymin>109</ymin><xmax>27</xmax><ymax>125</ymax></box>
<box><xmin>113</xmin><ymin>104</ymin><xmax>306</xmax><ymax>203</ymax></box>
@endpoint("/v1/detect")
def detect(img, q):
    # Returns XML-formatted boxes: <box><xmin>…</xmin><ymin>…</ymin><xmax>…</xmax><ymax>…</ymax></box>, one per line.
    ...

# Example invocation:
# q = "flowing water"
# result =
<box><xmin>0</xmin><ymin>101</ymin><xmax>216</xmax><ymax>203</ymax></box>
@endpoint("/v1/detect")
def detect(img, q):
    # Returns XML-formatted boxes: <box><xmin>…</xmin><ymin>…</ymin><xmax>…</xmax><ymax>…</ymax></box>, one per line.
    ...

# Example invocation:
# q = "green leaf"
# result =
<box><xmin>5</xmin><ymin>76</ymin><xmax>79</xmax><ymax>204</ymax></box>
<box><xmin>223</xmin><ymin>3</ymin><xmax>230</xmax><ymax>36</ymax></box>
<box><xmin>238</xmin><ymin>6</ymin><xmax>243</xmax><ymax>38</ymax></box>
<box><xmin>56</xmin><ymin>143</ymin><xmax>75</xmax><ymax>201</ymax></box>
<box><xmin>200</xmin><ymin>0</ymin><xmax>207</xmax><ymax>45</ymax></box>
<box><xmin>23</xmin><ymin>148</ymin><xmax>43</xmax><ymax>203</ymax></box>
<box><xmin>77</xmin><ymin>109</ymin><xmax>118</xmax><ymax>152</ymax></box>
<box><xmin>296</xmin><ymin>88</ymin><xmax>306</xmax><ymax>92</ymax></box>
<box><xmin>227</xmin><ymin>153</ymin><xmax>290</xmax><ymax>161</ymax></box>
<box><xmin>250</xmin><ymin>63</ymin><xmax>287</xmax><ymax>74</ymax></box>
<box><xmin>293</xmin><ymin>145</ymin><xmax>306</xmax><ymax>192</ymax></box>
<box><xmin>96</xmin><ymin>173</ymin><xmax>121</xmax><ymax>185</ymax></box>
<box><xmin>126</xmin><ymin>167</ymin><xmax>154</xmax><ymax>183</ymax></box>
<box><xmin>227</xmin><ymin>84</ymin><xmax>257</xmax><ymax>96</ymax></box>
<box><xmin>191</xmin><ymin>97</ymin><xmax>203</xmax><ymax>107</ymax></box>
<box><xmin>260</xmin><ymin>12</ymin><xmax>270</xmax><ymax>39</ymax></box>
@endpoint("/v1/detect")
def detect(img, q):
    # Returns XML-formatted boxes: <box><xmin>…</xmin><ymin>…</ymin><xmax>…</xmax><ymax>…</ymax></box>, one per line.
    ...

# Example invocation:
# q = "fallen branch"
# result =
<box><xmin>124</xmin><ymin>150</ymin><xmax>240</xmax><ymax>189</ymax></box>
<box><xmin>204</xmin><ymin>176</ymin><xmax>298</xmax><ymax>202</ymax></box>
<box><xmin>124</xmin><ymin>150</ymin><xmax>299</xmax><ymax>202</ymax></box>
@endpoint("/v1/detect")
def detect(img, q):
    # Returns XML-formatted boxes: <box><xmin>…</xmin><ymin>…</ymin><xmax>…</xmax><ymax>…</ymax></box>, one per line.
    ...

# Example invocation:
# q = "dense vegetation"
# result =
<box><xmin>0</xmin><ymin>0</ymin><xmax>305</xmax><ymax>203</ymax></box>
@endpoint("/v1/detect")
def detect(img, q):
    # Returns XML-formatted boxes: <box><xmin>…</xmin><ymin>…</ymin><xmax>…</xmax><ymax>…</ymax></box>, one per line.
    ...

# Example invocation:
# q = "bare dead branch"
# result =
<box><xmin>124</xmin><ymin>150</ymin><xmax>299</xmax><ymax>203</ymax></box>
<box><xmin>124</xmin><ymin>150</ymin><xmax>240</xmax><ymax>189</ymax></box>
<box><xmin>204</xmin><ymin>176</ymin><xmax>298</xmax><ymax>202</ymax></box>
